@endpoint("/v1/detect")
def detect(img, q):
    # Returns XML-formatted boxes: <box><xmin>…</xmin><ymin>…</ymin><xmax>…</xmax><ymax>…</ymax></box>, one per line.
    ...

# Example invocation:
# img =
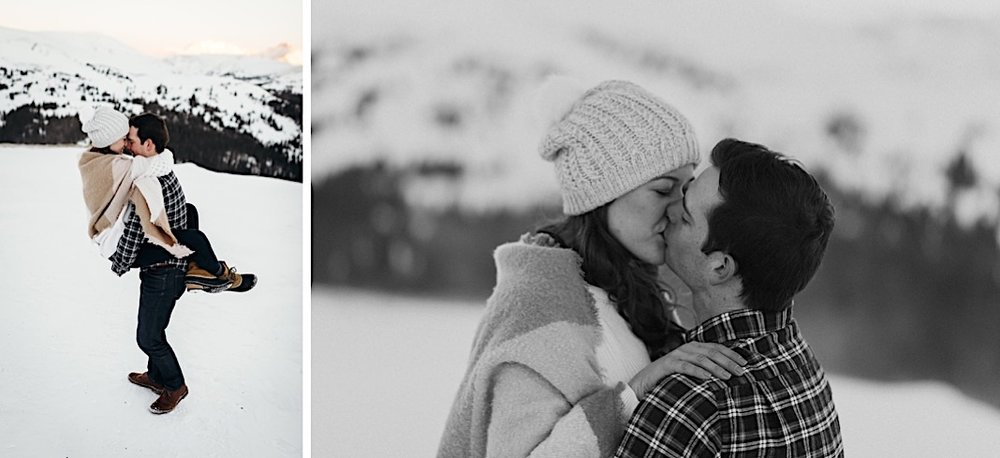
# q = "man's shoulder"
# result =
<box><xmin>737</xmin><ymin>322</ymin><xmax>828</xmax><ymax>387</ymax></box>
<box><xmin>157</xmin><ymin>171</ymin><xmax>186</xmax><ymax>194</ymax></box>
<box><xmin>644</xmin><ymin>342</ymin><xmax>837</xmax><ymax>426</ymax></box>
<box><xmin>157</xmin><ymin>170</ymin><xmax>182</xmax><ymax>184</ymax></box>
<box><xmin>644</xmin><ymin>373</ymin><xmax>724</xmax><ymax>414</ymax></box>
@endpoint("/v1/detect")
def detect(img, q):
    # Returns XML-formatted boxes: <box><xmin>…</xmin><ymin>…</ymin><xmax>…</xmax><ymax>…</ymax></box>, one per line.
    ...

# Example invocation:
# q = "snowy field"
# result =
<box><xmin>0</xmin><ymin>145</ymin><xmax>302</xmax><ymax>457</ymax></box>
<box><xmin>315</xmin><ymin>287</ymin><xmax>1000</xmax><ymax>457</ymax></box>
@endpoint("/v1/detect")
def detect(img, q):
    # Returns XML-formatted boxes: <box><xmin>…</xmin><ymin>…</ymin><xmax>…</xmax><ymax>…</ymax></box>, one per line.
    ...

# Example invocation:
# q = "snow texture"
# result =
<box><xmin>314</xmin><ymin>287</ymin><xmax>1000</xmax><ymax>457</ymax></box>
<box><xmin>0</xmin><ymin>26</ymin><xmax>302</xmax><ymax>159</ymax></box>
<box><xmin>0</xmin><ymin>145</ymin><xmax>302</xmax><ymax>457</ymax></box>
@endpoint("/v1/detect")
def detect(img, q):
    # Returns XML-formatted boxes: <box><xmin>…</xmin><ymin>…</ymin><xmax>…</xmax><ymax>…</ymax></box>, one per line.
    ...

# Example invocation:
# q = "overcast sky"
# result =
<box><xmin>317</xmin><ymin>0</ymin><xmax>1000</xmax><ymax>33</ymax></box>
<box><xmin>0</xmin><ymin>0</ymin><xmax>302</xmax><ymax>64</ymax></box>
<box><xmin>769</xmin><ymin>0</ymin><xmax>1000</xmax><ymax>21</ymax></box>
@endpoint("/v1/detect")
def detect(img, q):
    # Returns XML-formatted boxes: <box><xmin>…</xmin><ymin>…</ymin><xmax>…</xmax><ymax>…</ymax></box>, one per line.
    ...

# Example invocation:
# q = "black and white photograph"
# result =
<box><xmin>313</xmin><ymin>1</ymin><xmax>1000</xmax><ymax>457</ymax></box>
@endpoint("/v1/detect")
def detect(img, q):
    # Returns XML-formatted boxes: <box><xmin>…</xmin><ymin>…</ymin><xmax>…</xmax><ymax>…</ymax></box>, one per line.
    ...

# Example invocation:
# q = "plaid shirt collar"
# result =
<box><xmin>615</xmin><ymin>302</ymin><xmax>843</xmax><ymax>457</ymax></box>
<box><xmin>685</xmin><ymin>306</ymin><xmax>794</xmax><ymax>345</ymax></box>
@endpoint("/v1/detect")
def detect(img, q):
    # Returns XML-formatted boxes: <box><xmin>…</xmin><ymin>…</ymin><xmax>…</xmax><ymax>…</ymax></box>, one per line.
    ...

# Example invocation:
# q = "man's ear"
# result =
<box><xmin>706</xmin><ymin>251</ymin><xmax>737</xmax><ymax>286</ymax></box>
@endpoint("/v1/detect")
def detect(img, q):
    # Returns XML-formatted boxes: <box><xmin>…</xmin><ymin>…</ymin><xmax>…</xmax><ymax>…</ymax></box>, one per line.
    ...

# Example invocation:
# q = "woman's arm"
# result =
<box><xmin>484</xmin><ymin>344</ymin><xmax>746</xmax><ymax>457</ymax></box>
<box><xmin>487</xmin><ymin>364</ymin><xmax>628</xmax><ymax>458</ymax></box>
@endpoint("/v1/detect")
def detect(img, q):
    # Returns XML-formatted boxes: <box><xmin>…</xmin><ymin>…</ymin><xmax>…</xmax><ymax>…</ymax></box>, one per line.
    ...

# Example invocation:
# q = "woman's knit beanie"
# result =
<box><xmin>82</xmin><ymin>106</ymin><xmax>129</xmax><ymax>148</ymax></box>
<box><xmin>537</xmin><ymin>79</ymin><xmax>700</xmax><ymax>215</ymax></box>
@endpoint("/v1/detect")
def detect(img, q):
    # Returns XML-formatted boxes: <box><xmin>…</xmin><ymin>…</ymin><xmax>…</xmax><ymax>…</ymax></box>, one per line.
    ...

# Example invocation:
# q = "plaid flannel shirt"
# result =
<box><xmin>615</xmin><ymin>308</ymin><xmax>843</xmax><ymax>458</ymax></box>
<box><xmin>109</xmin><ymin>172</ymin><xmax>188</xmax><ymax>275</ymax></box>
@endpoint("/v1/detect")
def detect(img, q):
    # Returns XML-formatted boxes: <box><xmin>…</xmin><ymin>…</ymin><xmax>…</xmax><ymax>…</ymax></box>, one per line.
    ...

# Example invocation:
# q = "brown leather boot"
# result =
<box><xmin>149</xmin><ymin>384</ymin><xmax>189</xmax><ymax>415</ymax></box>
<box><xmin>128</xmin><ymin>372</ymin><xmax>165</xmax><ymax>394</ymax></box>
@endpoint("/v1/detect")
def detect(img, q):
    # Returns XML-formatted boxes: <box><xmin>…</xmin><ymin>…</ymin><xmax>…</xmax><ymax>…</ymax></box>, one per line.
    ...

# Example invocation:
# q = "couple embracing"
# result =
<box><xmin>78</xmin><ymin>108</ymin><xmax>257</xmax><ymax>414</ymax></box>
<box><xmin>439</xmin><ymin>80</ymin><xmax>843</xmax><ymax>457</ymax></box>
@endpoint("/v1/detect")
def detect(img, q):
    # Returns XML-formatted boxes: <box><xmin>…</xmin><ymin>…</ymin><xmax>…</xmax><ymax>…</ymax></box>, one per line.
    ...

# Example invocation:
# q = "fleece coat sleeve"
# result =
<box><xmin>487</xmin><ymin>363</ymin><xmax>630</xmax><ymax>458</ymax></box>
<box><xmin>437</xmin><ymin>238</ymin><xmax>634</xmax><ymax>458</ymax></box>
<box><xmin>79</xmin><ymin>150</ymin><xmax>191</xmax><ymax>258</ymax></box>
<box><xmin>79</xmin><ymin>151</ymin><xmax>134</xmax><ymax>239</ymax></box>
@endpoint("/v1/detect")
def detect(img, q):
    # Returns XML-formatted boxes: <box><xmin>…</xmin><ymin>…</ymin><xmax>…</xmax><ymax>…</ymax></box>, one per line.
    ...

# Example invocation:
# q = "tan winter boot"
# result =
<box><xmin>185</xmin><ymin>261</ymin><xmax>232</xmax><ymax>293</ymax></box>
<box><xmin>217</xmin><ymin>261</ymin><xmax>258</xmax><ymax>293</ymax></box>
<box><xmin>217</xmin><ymin>261</ymin><xmax>242</xmax><ymax>289</ymax></box>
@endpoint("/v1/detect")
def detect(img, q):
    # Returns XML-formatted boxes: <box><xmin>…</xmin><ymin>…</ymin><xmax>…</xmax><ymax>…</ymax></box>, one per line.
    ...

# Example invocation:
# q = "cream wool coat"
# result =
<box><xmin>438</xmin><ymin>235</ymin><xmax>633</xmax><ymax>458</ymax></box>
<box><xmin>78</xmin><ymin>150</ymin><xmax>192</xmax><ymax>258</ymax></box>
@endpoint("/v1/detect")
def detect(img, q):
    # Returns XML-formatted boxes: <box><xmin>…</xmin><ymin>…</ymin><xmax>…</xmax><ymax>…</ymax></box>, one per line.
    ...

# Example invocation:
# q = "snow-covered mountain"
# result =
<box><xmin>314</xmin><ymin>0</ymin><xmax>1000</xmax><ymax>225</ymax></box>
<box><xmin>0</xmin><ymin>26</ymin><xmax>302</xmax><ymax>180</ymax></box>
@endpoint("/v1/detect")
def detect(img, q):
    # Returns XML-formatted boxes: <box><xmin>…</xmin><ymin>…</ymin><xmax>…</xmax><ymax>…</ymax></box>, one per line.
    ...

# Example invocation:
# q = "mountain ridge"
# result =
<box><xmin>0</xmin><ymin>26</ymin><xmax>302</xmax><ymax>181</ymax></box>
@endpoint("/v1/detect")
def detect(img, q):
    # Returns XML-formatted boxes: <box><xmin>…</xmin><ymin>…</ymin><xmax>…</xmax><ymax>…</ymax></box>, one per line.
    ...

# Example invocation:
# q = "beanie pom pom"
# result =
<box><xmin>80</xmin><ymin>105</ymin><xmax>129</xmax><ymax>148</ymax></box>
<box><xmin>78</xmin><ymin>105</ymin><xmax>97</xmax><ymax>131</ymax></box>
<box><xmin>533</xmin><ymin>75</ymin><xmax>588</xmax><ymax>129</ymax></box>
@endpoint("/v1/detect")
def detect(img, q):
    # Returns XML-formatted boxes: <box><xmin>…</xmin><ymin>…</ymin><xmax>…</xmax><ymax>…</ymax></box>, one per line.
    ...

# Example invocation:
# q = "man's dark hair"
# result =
<box><xmin>702</xmin><ymin>138</ymin><xmax>835</xmax><ymax>312</ymax></box>
<box><xmin>129</xmin><ymin>113</ymin><xmax>169</xmax><ymax>153</ymax></box>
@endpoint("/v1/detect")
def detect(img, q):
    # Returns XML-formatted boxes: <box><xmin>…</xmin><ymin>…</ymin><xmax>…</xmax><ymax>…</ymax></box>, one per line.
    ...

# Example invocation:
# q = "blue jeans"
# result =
<box><xmin>137</xmin><ymin>266</ymin><xmax>187</xmax><ymax>391</ymax></box>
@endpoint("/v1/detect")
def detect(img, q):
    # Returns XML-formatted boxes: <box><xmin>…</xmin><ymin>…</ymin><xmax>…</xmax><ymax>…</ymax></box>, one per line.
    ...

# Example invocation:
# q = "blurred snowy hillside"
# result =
<box><xmin>314</xmin><ymin>0</ymin><xmax>1000</xmax><ymax>224</ymax></box>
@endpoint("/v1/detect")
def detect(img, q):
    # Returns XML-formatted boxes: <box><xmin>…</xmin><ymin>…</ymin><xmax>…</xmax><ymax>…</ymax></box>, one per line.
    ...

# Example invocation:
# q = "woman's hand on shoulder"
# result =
<box><xmin>628</xmin><ymin>342</ymin><xmax>747</xmax><ymax>398</ymax></box>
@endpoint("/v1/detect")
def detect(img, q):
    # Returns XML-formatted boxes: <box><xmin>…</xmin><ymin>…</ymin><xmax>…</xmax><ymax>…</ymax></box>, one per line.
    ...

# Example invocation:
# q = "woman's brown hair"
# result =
<box><xmin>89</xmin><ymin>146</ymin><xmax>119</xmax><ymax>155</ymax></box>
<box><xmin>538</xmin><ymin>206</ymin><xmax>685</xmax><ymax>359</ymax></box>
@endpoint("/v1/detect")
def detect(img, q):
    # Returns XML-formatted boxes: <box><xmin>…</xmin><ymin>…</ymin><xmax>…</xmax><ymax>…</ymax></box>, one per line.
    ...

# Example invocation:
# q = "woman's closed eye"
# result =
<box><xmin>657</xmin><ymin>188</ymin><xmax>679</xmax><ymax>198</ymax></box>
<box><xmin>653</xmin><ymin>184</ymin><xmax>676</xmax><ymax>196</ymax></box>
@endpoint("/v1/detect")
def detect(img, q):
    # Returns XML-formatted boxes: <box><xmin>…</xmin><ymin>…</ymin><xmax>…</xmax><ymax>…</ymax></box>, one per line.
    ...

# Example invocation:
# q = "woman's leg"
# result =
<box><xmin>174</xmin><ymin>229</ymin><xmax>223</xmax><ymax>275</ymax></box>
<box><xmin>185</xmin><ymin>203</ymin><xmax>199</xmax><ymax>230</ymax></box>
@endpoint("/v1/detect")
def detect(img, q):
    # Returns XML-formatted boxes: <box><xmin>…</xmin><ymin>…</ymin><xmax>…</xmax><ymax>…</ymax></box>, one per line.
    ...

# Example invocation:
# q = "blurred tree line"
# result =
<box><xmin>0</xmin><ymin>99</ymin><xmax>302</xmax><ymax>182</ymax></box>
<box><xmin>313</xmin><ymin>155</ymin><xmax>1000</xmax><ymax>409</ymax></box>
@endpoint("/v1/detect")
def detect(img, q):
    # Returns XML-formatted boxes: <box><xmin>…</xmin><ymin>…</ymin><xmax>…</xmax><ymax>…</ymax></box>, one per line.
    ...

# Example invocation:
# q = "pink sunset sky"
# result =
<box><xmin>1</xmin><ymin>0</ymin><xmax>303</xmax><ymax>65</ymax></box>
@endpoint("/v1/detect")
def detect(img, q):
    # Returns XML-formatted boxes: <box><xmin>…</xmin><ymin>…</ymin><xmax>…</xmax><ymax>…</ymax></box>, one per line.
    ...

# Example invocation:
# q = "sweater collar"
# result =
<box><xmin>686</xmin><ymin>307</ymin><xmax>793</xmax><ymax>344</ymax></box>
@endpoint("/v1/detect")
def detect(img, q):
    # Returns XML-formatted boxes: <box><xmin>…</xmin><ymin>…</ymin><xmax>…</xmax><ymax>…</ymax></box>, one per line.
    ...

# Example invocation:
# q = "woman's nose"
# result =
<box><xmin>665</xmin><ymin>201</ymin><xmax>681</xmax><ymax>224</ymax></box>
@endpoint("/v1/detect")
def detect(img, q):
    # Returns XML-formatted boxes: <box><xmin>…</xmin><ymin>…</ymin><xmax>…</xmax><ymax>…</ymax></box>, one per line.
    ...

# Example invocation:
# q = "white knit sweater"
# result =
<box><xmin>589</xmin><ymin>285</ymin><xmax>650</xmax><ymax>415</ymax></box>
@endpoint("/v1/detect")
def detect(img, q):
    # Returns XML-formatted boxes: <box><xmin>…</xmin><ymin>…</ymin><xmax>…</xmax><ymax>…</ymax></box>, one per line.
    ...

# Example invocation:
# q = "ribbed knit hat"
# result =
<box><xmin>538</xmin><ymin>79</ymin><xmax>700</xmax><ymax>215</ymax></box>
<box><xmin>82</xmin><ymin>107</ymin><xmax>129</xmax><ymax>148</ymax></box>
